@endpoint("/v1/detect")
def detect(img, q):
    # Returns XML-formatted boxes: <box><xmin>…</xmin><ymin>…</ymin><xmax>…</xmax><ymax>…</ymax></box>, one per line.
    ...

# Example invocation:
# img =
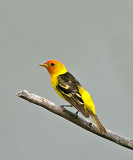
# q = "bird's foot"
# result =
<box><xmin>60</xmin><ymin>105</ymin><xmax>71</xmax><ymax>108</ymax></box>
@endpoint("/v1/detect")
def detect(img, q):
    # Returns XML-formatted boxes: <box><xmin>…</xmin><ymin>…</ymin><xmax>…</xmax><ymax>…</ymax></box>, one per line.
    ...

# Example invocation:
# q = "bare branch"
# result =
<box><xmin>16</xmin><ymin>90</ymin><xmax>133</xmax><ymax>150</ymax></box>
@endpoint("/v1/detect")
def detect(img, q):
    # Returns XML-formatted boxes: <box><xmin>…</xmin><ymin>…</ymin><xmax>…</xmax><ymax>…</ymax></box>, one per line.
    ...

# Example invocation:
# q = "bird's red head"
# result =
<box><xmin>39</xmin><ymin>60</ymin><xmax>67</xmax><ymax>76</ymax></box>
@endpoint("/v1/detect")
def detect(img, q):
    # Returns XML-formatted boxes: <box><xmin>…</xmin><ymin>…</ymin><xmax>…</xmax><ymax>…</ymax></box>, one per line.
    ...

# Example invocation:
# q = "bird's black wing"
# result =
<box><xmin>57</xmin><ymin>72</ymin><xmax>89</xmax><ymax>118</ymax></box>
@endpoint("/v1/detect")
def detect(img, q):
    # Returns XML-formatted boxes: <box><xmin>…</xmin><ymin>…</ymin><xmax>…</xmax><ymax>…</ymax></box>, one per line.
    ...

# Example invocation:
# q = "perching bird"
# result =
<box><xmin>39</xmin><ymin>60</ymin><xmax>106</xmax><ymax>134</ymax></box>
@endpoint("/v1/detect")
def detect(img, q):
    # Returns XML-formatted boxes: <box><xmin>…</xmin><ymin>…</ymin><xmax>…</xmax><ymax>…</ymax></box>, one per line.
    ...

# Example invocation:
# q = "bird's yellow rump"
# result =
<box><xmin>39</xmin><ymin>60</ymin><xmax>106</xmax><ymax>134</ymax></box>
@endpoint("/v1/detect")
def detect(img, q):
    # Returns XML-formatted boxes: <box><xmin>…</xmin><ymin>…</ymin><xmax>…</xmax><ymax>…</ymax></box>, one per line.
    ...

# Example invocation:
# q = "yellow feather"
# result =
<box><xmin>79</xmin><ymin>86</ymin><xmax>96</xmax><ymax>115</ymax></box>
<box><xmin>51</xmin><ymin>74</ymin><xmax>68</xmax><ymax>101</ymax></box>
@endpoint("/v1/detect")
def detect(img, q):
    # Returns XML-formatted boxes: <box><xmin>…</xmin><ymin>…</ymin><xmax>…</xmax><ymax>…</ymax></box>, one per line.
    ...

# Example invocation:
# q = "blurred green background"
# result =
<box><xmin>0</xmin><ymin>0</ymin><xmax>133</xmax><ymax>159</ymax></box>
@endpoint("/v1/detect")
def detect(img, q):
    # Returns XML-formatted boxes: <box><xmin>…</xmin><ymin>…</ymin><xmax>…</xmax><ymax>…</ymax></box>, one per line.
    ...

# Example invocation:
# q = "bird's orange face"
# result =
<box><xmin>39</xmin><ymin>60</ymin><xmax>67</xmax><ymax>76</ymax></box>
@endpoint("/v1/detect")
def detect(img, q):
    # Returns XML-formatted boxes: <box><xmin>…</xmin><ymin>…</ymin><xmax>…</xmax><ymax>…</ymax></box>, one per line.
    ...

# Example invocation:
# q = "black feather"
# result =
<box><xmin>56</xmin><ymin>72</ymin><xmax>89</xmax><ymax>118</ymax></box>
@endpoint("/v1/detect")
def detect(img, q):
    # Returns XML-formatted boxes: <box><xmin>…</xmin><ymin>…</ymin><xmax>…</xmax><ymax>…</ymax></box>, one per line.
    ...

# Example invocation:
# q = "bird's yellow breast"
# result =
<box><xmin>51</xmin><ymin>75</ymin><xmax>67</xmax><ymax>101</ymax></box>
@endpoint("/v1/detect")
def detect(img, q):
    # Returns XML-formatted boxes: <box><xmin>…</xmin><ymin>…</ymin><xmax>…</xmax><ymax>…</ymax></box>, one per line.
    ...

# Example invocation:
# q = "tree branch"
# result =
<box><xmin>16</xmin><ymin>90</ymin><xmax>133</xmax><ymax>150</ymax></box>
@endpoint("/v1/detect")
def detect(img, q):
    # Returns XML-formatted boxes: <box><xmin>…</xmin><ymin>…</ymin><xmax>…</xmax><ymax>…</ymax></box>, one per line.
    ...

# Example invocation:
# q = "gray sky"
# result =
<box><xmin>0</xmin><ymin>0</ymin><xmax>133</xmax><ymax>159</ymax></box>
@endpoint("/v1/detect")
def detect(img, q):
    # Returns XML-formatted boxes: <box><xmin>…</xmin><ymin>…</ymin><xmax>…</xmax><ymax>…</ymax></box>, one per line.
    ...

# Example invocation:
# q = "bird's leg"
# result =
<box><xmin>60</xmin><ymin>105</ymin><xmax>72</xmax><ymax>108</ymax></box>
<box><xmin>60</xmin><ymin>105</ymin><xmax>79</xmax><ymax>115</ymax></box>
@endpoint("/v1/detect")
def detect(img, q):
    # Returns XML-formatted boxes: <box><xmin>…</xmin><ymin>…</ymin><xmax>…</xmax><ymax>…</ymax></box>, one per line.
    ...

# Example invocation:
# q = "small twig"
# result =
<box><xmin>16</xmin><ymin>90</ymin><xmax>133</xmax><ymax>150</ymax></box>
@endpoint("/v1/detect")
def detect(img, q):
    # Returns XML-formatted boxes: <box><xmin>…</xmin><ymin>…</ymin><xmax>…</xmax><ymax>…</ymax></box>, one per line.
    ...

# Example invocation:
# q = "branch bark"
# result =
<box><xmin>16</xmin><ymin>90</ymin><xmax>133</xmax><ymax>150</ymax></box>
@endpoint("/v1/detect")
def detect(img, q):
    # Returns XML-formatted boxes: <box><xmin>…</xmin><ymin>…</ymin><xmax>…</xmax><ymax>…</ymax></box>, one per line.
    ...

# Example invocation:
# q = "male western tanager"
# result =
<box><xmin>39</xmin><ymin>60</ymin><xmax>106</xmax><ymax>134</ymax></box>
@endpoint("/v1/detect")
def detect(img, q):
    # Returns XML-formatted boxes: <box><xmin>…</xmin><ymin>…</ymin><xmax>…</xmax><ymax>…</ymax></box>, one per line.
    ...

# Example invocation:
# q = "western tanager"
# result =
<box><xmin>39</xmin><ymin>60</ymin><xmax>106</xmax><ymax>134</ymax></box>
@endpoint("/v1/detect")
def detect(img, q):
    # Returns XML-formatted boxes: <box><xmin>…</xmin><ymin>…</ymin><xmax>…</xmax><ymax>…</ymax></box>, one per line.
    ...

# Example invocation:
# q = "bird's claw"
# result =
<box><xmin>75</xmin><ymin>111</ymin><xmax>78</xmax><ymax>115</ymax></box>
<box><xmin>60</xmin><ymin>105</ymin><xmax>65</xmax><ymax>108</ymax></box>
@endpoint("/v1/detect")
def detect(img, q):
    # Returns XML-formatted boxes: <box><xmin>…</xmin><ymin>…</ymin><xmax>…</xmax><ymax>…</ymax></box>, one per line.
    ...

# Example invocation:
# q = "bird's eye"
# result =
<box><xmin>51</xmin><ymin>63</ymin><xmax>55</xmax><ymax>66</ymax></box>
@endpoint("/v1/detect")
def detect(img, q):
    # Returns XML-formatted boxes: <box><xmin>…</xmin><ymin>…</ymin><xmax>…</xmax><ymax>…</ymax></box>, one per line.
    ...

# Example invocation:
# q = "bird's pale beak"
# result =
<box><xmin>39</xmin><ymin>63</ymin><xmax>48</xmax><ymax>68</ymax></box>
